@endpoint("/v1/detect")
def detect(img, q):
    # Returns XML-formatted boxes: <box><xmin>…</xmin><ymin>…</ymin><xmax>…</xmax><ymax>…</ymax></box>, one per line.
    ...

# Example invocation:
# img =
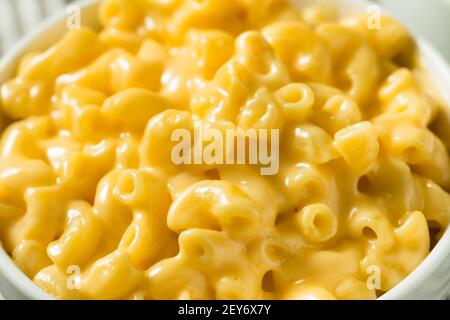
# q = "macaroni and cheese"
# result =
<box><xmin>0</xmin><ymin>0</ymin><xmax>449</xmax><ymax>300</ymax></box>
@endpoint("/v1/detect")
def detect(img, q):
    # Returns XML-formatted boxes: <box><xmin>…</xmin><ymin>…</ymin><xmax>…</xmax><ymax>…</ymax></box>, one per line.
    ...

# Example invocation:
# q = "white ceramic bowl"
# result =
<box><xmin>0</xmin><ymin>0</ymin><xmax>449</xmax><ymax>300</ymax></box>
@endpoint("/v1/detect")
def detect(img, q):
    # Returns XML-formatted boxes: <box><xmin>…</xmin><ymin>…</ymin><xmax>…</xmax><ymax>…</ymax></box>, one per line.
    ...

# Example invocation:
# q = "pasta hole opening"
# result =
<box><xmin>224</xmin><ymin>212</ymin><xmax>259</xmax><ymax>241</ymax></box>
<box><xmin>236</xmin><ymin>9</ymin><xmax>248</xmax><ymax>21</ymax></box>
<box><xmin>357</xmin><ymin>175</ymin><xmax>372</xmax><ymax>194</ymax></box>
<box><xmin>274</xmin><ymin>213</ymin><xmax>286</xmax><ymax>226</ymax></box>
<box><xmin>262</xmin><ymin>270</ymin><xmax>275</xmax><ymax>292</ymax></box>
<box><xmin>362</xmin><ymin>227</ymin><xmax>377</xmax><ymax>240</ymax></box>
<box><xmin>252</xmin><ymin>61</ymin><xmax>272</xmax><ymax>76</ymax></box>
<box><xmin>205</xmin><ymin>169</ymin><xmax>220</xmax><ymax>180</ymax></box>
<box><xmin>339</xmin><ymin>76</ymin><xmax>353</xmax><ymax>92</ymax></box>
<box><xmin>187</xmin><ymin>243</ymin><xmax>208</xmax><ymax>261</ymax></box>
<box><xmin>264</xmin><ymin>242</ymin><xmax>289</xmax><ymax>264</ymax></box>
<box><xmin>227</xmin><ymin>215</ymin><xmax>252</xmax><ymax>229</ymax></box>
<box><xmin>117</xmin><ymin>173</ymin><xmax>136</xmax><ymax>198</ymax></box>
<box><xmin>313</xmin><ymin>213</ymin><xmax>328</xmax><ymax>230</ymax></box>
<box><xmin>428</xmin><ymin>220</ymin><xmax>441</xmax><ymax>230</ymax></box>
<box><xmin>279</xmin><ymin>88</ymin><xmax>304</xmax><ymax>104</ymax></box>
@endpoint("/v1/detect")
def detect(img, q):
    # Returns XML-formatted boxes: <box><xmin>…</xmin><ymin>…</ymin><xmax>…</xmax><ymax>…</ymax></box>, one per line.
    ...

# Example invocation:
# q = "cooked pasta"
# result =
<box><xmin>0</xmin><ymin>0</ymin><xmax>449</xmax><ymax>300</ymax></box>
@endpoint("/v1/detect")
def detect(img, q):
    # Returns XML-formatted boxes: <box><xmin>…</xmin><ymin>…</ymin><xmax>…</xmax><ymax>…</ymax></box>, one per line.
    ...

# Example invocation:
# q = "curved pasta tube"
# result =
<box><xmin>240</xmin><ymin>0</ymin><xmax>301</xmax><ymax>28</ymax></box>
<box><xmin>376</xmin><ymin>69</ymin><xmax>434</xmax><ymax>126</ymax></box>
<box><xmin>283</xmin><ymin>124</ymin><xmax>339</xmax><ymax>165</ymax></box>
<box><xmin>141</xmin><ymin>109</ymin><xmax>194</xmax><ymax>174</ymax></box>
<box><xmin>102</xmin><ymin>88</ymin><xmax>173</xmax><ymax>132</ymax></box>
<box><xmin>0</xmin><ymin>159</ymin><xmax>55</xmax><ymax>193</ymax></box>
<box><xmin>315</xmin><ymin>23</ymin><xmax>380</xmax><ymax>106</ymax></box>
<box><xmin>387</xmin><ymin>124</ymin><xmax>437</xmax><ymax>164</ymax></box>
<box><xmin>348</xmin><ymin>204</ymin><xmax>395</xmax><ymax>251</ymax></box>
<box><xmin>57</xmin><ymin>84</ymin><xmax>107</xmax><ymax>130</ymax></box>
<box><xmin>361</xmin><ymin>211</ymin><xmax>430</xmax><ymax>291</ymax></box>
<box><xmin>341</xmin><ymin>15</ymin><xmax>412</xmax><ymax>59</ymax></box>
<box><xmin>191</xmin><ymin>61</ymin><xmax>252</xmax><ymax>122</ymax></box>
<box><xmin>301</xmin><ymin>4</ymin><xmax>337</xmax><ymax>25</ymax></box>
<box><xmin>81</xmin><ymin>249</ymin><xmax>144</xmax><ymax>299</ymax></box>
<box><xmin>71</xmin><ymin>105</ymin><xmax>119</xmax><ymax>142</ymax></box>
<box><xmin>306</xmin><ymin>83</ymin><xmax>362</xmax><ymax>134</ymax></box>
<box><xmin>1</xmin><ymin>29</ymin><xmax>103</xmax><ymax>119</ymax></box>
<box><xmin>58</xmin><ymin>84</ymin><xmax>107</xmax><ymax>109</ymax></box>
<box><xmin>113</xmin><ymin>169</ymin><xmax>177</xmax><ymax>269</ymax></box>
<box><xmin>34</xmin><ymin>265</ymin><xmax>82</xmax><ymax>300</ymax></box>
<box><xmin>356</xmin><ymin>156</ymin><xmax>418</xmax><ymax>217</ymax></box>
<box><xmin>93</xmin><ymin>170</ymin><xmax>134</xmax><ymax>254</ymax></box>
<box><xmin>160</xmin><ymin>53</ymin><xmax>208</xmax><ymax>108</ymax></box>
<box><xmin>274</xmin><ymin>83</ymin><xmax>315</xmax><ymax>122</ymax></box>
<box><xmin>262</xmin><ymin>22</ymin><xmax>332</xmax><ymax>83</ymax></box>
<box><xmin>275</xmin><ymin>242</ymin><xmax>363</xmax><ymax>298</ymax></box>
<box><xmin>0</xmin><ymin>157</ymin><xmax>55</xmax><ymax>222</ymax></box>
<box><xmin>334</xmin><ymin>121</ymin><xmax>379</xmax><ymax>176</ymax></box>
<box><xmin>169</xmin><ymin>0</ymin><xmax>247</xmax><ymax>42</ymax></box>
<box><xmin>0</xmin><ymin>0</ymin><xmax>449</xmax><ymax>301</ymax></box>
<box><xmin>378</xmin><ymin>122</ymin><xmax>450</xmax><ymax>188</ymax></box>
<box><xmin>12</xmin><ymin>240</ymin><xmax>52</xmax><ymax>278</ymax></box>
<box><xmin>167</xmin><ymin>171</ymin><xmax>216</xmax><ymax>200</ymax></box>
<box><xmin>57</xmin><ymin>48</ymin><xmax>163</xmax><ymax>95</ymax></box>
<box><xmin>297</xmin><ymin>204</ymin><xmax>338</xmax><ymax>243</ymax></box>
<box><xmin>119</xmin><ymin>212</ymin><xmax>178</xmax><ymax>270</ymax></box>
<box><xmin>340</xmin><ymin>46</ymin><xmax>380</xmax><ymax>106</ymax></box>
<box><xmin>179</xmin><ymin>229</ymin><xmax>263</xmax><ymax>299</ymax></box>
<box><xmin>277</xmin><ymin>163</ymin><xmax>329</xmax><ymax>213</ymax></box>
<box><xmin>146</xmin><ymin>257</ymin><xmax>213</xmax><ymax>300</ymax></box>
<box><xmin>0</xmin><ymin>120</ymin><xmax>49</xmax><ymax>160</ymax></box>
<box><xmin>234</xmin><ymin>31</ymin><xmax>290</xmax><ymax>90</ymax></box>
<box><xmin>137</xmin><ymin>39</ymin><xmax>169</xmax><ymax>65</ymax></box>
<box><xmin>334</xmin><ymin>276</ymin><xmax>377</xmax><ymax>300</ymax></box>
<box><xmin>219</xmin><ymin>165</ymin><xmax>279</xmax><ymax>225</ymax></box>
<box><xmin>6</xmin><ymin>186</ymin><xmax>67</xmax><ymax>251</ymax></box>
<box><xmin>168</xmin><ymin>180</ymin><xmax>262</xmax><ymax>242</ymax></box>
<box><xmin>282</xmin><ymin>284</ymin><xmax>336</xmax><ymax>300</ymax></box>
<box><xmin>115</xmin><ymin>133</ymin><xmax>140</xmax><ymax>169</ymax></box>
<box><xmin>47</xmin><ymin>201</ymin><xmax>101</xmax><ymax>269</ymax></box>
<box><xmin>185</xmin><ymin>29</ymin><xmax>235</xmax><ymax>80</ymax></box>
<box><xmin>113</xmin><ymin>169</ymin><xmax>171</xmax><ymax>213</ymax></box>
<box><xmin>146</xmin><ymin>229</ymin><xmax>263</xmax><ymax>299</ymax></box>
<box><xmin>413</xmin><ymin>175</ymin><xmax>450</xmax><ymax>229</ymax></box>
<box><xmin>248</xmin><ymin>235</ymin><xmax>290</xmax><ymax>270</ymax></box>
<box><xmin>238</xmin><ymin>88</ymin><xmax>283</xmax><ymax>130</ymax></box>
<box><xmin>379</xmin><ymin>69</ymin><xmax>418</xmax><ymax>103</ymax></box>
<box><xmin>99</xmin><ymin>29</ymin><xmax>144</xmax><ymax>53</ymax></box>
<box><xmin>99</xmin><ymin>0</ymin><xmax>147</xmax><ymax>31</ymax></box>
<box><xmin>57</xmin><ymin>143</ymin><xmax>116</xmax><ymax>203</ymax></box>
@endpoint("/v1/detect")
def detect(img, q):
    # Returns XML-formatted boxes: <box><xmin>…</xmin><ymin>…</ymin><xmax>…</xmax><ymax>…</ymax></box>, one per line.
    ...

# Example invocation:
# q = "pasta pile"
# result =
<box><xmin>0</xmin><ymin>0</ymin><xmax>449</xmax><ymax>300</ymax></box>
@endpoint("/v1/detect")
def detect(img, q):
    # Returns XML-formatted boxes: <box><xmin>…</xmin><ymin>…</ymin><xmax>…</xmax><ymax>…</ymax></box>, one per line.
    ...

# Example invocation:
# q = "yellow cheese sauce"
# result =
<box><xmin>0</xmin><ymin>0</ymin><xmax>449</xmax><ymax>300</ymax></box>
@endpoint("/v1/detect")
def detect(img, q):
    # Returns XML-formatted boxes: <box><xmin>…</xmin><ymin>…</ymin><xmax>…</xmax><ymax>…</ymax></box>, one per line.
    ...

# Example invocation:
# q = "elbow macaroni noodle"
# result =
<box><xmin>0</xmin><ymin>0</ymin><xmax>449</xmax><ymax>300</ymax></box>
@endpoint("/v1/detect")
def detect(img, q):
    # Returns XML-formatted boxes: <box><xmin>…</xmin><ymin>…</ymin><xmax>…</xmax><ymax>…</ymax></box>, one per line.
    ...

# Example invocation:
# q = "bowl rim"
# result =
<box><xmin>0</xmin><ymin>0</ymin><xmax>449</xmax><ymax>300</ymax></box>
